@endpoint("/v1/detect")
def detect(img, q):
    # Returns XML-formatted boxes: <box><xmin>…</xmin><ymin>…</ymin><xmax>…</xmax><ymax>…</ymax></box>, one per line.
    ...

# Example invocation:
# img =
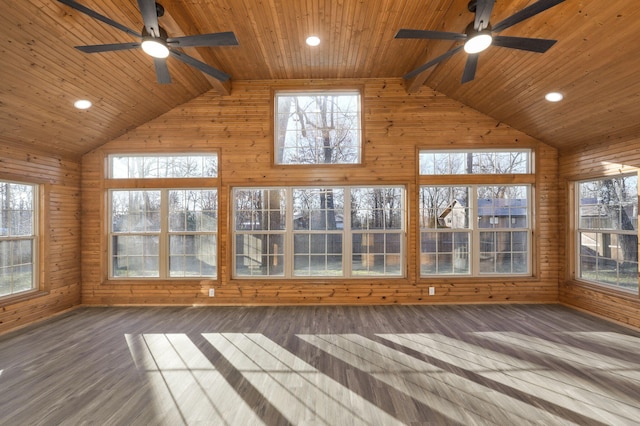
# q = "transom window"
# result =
<box><xmin>0</xmin><ymin>180</ymin><xmax>37</xmax><ymax>297</ymax></box>
<box><xmin>576</xmin><ymin>174</ymin><xmax>638</xmax><ymax>292</ymax></box>
<box><xmin>274</xmin><ymin>91</ymin><xmax>362</xmax><ymax>165</ymax></box>
<box><xmin>107</xmin><ymin>153</ymin><xmax>218</xmax><ymax>279</ymax></box>
<box><xmin>109</xmin><ymin>154</ymin><xmax>218</xmax><ymax>178</ymax></box>
<box><xmin>419</xmin><ymin>149</ymin><xmax>531</xmax><ymax>175</ymax></box>
<box><xmin>233</xmin><ymin>186</ymin><xmax>405</xmax><ymax>278</ymax></box>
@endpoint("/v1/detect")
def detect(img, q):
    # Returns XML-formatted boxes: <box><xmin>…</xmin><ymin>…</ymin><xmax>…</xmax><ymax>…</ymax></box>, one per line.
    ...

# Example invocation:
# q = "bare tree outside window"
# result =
<box><xmin>1</xmin><ymin>181</ymin><xmax>37</xmax><ymax>296</ymax></box>
<box><xmin>275</xmin><ymin>92</ymin><xmax>361</xmax><ymax>165</ymax></box>
<box><xmin>110</xmin><ymin>154</ymin><xmax>218</xmax><ymax>178</ymax></box>
<box><xmin>293</xmin><ymin>188</ymin><xmax>344</xmax><ymax>276</ymax></box>
<box><xmin>111</xmin><ymin>190</ymin><xmax>161</xmax><ymax>277</ymax></box>
<box><xmin>108</xmin><ymin>154</ymin><xmax>219</xmax><ymax>279</ymax></box>
<box><xmin>578</xmin><ymin>175</ymin><xmax>638</xmax><ymax>291</ymax></box>
<box><xmin>419</xmin><ymin>150</ymin><xmax>532</xmax><ymax>276</ymax></box>
<box><xmin>351</xmin><ymin>187</ymin><xmax>404</xmax><ymax>276</ymax></box>
<box><xmin>168</xmin><ymin>189</ymin><xmax>218</xmax><ymax>277</ymax></box>
<box><xmin>233</xmin><ymin>189</ymin><xmax>286</xmax><ymax>277</ymax></box>
<box><xmin>420</xmin><ymin>150</ymin><xmax>530</xmax><ymax>175</ymax></box>
<box><xmin>419</xmin><ymin>186</ymin><xmax>471</xmax><ymax>275</ymax></box>
<box><xmin>233</xmin><ymin>186</ymin><xmax>405</xmax><ymax>278</ymax></box>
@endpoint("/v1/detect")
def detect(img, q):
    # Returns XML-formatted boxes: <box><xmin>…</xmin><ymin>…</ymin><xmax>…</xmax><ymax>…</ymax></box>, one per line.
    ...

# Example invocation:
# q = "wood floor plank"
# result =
<box><xmin>1</xmin><ymin>304</ymin><xmax>639</xmax><ymax>425</ymax></box>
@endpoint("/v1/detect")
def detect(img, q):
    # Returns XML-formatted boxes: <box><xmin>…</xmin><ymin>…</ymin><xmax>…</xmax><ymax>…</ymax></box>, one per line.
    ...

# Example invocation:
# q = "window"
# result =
<box><xmin>108</xmin><ymin>154</ymin><xmax>218</xmax><ymax>279</ymax></box>
<box><xmin>274</xmin><ymin>91</ymin><xmax>362</xmax><ymax>165</ymax></box>
<box><xmin>109</xmin><ymin>154</ymin><xmax>218</xmax><ymax>178</ymax></box>
<box><xmin>233</xmin><ymin>186</ymin><xmax>405</xmax><ymax>278</ymax></box>
<box><xmin>420</xmin><ymin>186</ymin><xmax>471</xmax><ymax>275</ymax></box>
<box><xmin>418</xmin><ymin>149</ymin><xmax>533</xmax><ymax>277</ymax></box>
<box><xmin>0</xmin><ymin>180</ymin><xmax>37</xmax><ymax>297</ymax></box>
<box><xmin>420</xmin><ymin>185</ymin><xmax>531</xmax><ymax>276</ymax></box>
<box><xmin>576</xmin><ymin>175</ymin><xmax>638</xmax><ymax>292</ymax></box>
<box><xmin>420</xmin><ymin>149</ymin><xmax>531</xmax><ymax>175</ymax></box>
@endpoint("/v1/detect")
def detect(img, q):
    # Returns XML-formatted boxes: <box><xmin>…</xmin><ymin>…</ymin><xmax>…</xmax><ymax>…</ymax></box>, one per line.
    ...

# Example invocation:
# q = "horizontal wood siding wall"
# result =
<box><xmin>81</xmin><ymin>78</ymin><xmax>560</xmax><ymax>306</ymax></box>
<box><xmin>558</xmin><ymin>138</ymin><xmax>640</xmax><ymax>329</ymax></box>
<box><xmin>0</xmin><ymin>142</ymin><xmax>81</xmax><ymax>334</ymax></box>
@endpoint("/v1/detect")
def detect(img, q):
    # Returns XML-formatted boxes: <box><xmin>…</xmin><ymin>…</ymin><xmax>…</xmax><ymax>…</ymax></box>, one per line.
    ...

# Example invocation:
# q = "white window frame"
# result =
<box><xmin>106</xmin><ymin>153</ymin><xmax>219</xmax><ymax>280</ymax></box>
<box><xmin>0</xmin><ymin>180</ymin><xmax>38</xmax><ymax>297</ymax></box>
<box><xmin>232</xmin><ymin>186</ymin><xmax>406</xmax><ymax>278</ymax></box>
<box><xmin>419</xmin><ymin>185</ymin><xmax>532</xmax><ymax>277</ymax></box>
<box><xmin>109</xmin><ymin>188</ymin><xmax>218</xmax><ymax>279</ymax></box>
<box><xmin>575</xmin><ymin>174</ymin><xmax>639</xmax><ymax>293</ymax></box>
<box><xmin>274</xmin><ymin>90</ymin><xmax>363</xmax><ymax>165</ymax></box>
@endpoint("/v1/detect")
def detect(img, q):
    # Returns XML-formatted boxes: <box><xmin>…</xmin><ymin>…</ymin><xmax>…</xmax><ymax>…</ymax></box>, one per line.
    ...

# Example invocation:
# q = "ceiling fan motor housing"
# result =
<box><xmin>142</xmin><ymin>25</ymin><xmax>169</xmax><ymax>41</ymax></box>
<box><xmin>155</xmin><ymin>2</ymin><xmax>165</xmax><ymax>17</ymax></box>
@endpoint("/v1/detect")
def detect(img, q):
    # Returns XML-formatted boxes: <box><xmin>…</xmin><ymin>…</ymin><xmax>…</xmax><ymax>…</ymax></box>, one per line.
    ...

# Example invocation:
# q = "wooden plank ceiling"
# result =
<box><xmin>1</xmin><ymin>0</ymin><xmax>639</xmax><ymax>159</ymax></box>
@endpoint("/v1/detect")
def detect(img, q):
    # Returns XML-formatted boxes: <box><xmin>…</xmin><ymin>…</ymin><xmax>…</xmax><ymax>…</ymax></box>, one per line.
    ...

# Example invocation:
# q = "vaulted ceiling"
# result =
<box><xmin>2</xmin><ymin>0</ymin><xmax>639</xmax><ymax>159</ymax></box>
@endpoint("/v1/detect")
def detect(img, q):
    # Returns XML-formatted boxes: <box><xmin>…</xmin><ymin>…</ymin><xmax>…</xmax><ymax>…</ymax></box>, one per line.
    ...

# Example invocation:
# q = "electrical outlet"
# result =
<box><xmin>428</xmin><ymin>287</ymin><xmax>435</xmax><ymax>296</ymax></box>
<box><xmin>208</xmin><ymin>288</ymin><xmax>215</xmax><ymax>297</ymax></box>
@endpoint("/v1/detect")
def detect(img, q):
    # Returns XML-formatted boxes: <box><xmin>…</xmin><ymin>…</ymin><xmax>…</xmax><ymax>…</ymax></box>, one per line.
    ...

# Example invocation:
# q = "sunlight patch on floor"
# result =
<box><xmin>475</xmin><ymin>331</ymin><xmax>640</xmax><ymax>383</ymax></box>
<box><xmin>299</xmin><ymin>333</ymin><xmax>573</xmax><ymax>425</ymax></box>
<box><xmin>378</xmin><ymin>333</ymin><xmax>640</xmax><ymax>425</ymax></box>
<box><xmin>203</xmin><ymin>333</ymin><xmax>403</xmax><ymax>426</ymax></box>
<box><xmin>560</xmin><ymin>331</ymin><xmax>640</xmax><ymax>353</ymax></box>
<box><xmin>125</xmin><ymin>333</ymin><xmax>264</xmax><ymax>425</ymax></box>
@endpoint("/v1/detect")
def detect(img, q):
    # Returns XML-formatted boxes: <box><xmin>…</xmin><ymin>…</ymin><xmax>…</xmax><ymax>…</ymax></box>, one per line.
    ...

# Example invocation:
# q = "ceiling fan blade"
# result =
<box><xmin>492</xmin><ymin>35</ymin><xmax>557</xmax><ymax>53</ymax></box>
<box><xmin>56</xmin><ymin>0</ymin><xmax>140</xmax><ymax>38</ymax></box>
<box><xmin>154</xmin><ymin>58</ymin><xmax>171</xmax><ymax>84</ymax></box>
<box><xmin>170</xmin><ymin>50</ymin><xmax>231</xmax><ymax>82</ymax></box>
<box><xmin>403</xmin><ymin>46</ymin><xmax>463</xmax><ymax>80</ymax></box>
<box><xmin>493</xmin><ymin>0</ymin><xmax>565</xmax><ymax>33</ymax></box>
<box><xmin>474</xmin><ymin>0</ymin><xmax>495</xmax><ymax>31</ymax></box>
<box><xmin>75</xmin><ymin>42</ymin><xmax>140</xmax><ymax>53</ymax></box>
<box><xmin>167</xmin><ymin>32</ymin><xmax>239</xmax><ymax>48</ymax></box>
<box><xmin>461</xmin><ymin>54</ymin><xmax>479</xmax><ymax>84</ymax></box>
<box><xmin>395</xmin><ymin>29</ymin><xmax>466</xmax><ymax>41</ymax></box>
<box><xmin>137</xmin><ymin>0</ymin><xmax>161</xmax><ymax>37</ymax></box>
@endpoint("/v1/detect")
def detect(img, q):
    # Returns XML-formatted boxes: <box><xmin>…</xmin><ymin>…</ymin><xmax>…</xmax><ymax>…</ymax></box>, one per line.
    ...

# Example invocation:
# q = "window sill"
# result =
<box><xmin>102</xmin><ymin>278</ymin><xmax>218</xmax><ymax>286</ymax></box>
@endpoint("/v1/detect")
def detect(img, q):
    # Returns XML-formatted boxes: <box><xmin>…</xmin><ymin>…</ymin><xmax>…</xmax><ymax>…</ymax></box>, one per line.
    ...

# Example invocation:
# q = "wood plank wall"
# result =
<box><xmin>558</xmin><ymin>138</ymin><xmax>640</xmax><ymax>329</ymax></box>
<box><xmin>81</xmin><ymin>78</ymin><xmax>560</xmax><ymax>306</ymax></box>
<box><xmin>0</xmin><ymin>142</ymin><xmax>81</xmax><ymax>334</ymax></box>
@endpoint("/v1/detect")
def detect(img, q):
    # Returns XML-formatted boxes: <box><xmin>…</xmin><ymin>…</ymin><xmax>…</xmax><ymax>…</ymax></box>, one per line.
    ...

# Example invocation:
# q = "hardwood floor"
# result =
<box><xmin>1</xmin><ymin>304</ymin><xmax>639</xmax><ymax>425</ymax></box>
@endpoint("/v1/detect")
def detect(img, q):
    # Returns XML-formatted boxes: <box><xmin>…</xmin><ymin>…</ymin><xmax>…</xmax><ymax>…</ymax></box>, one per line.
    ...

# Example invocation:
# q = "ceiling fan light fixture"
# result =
<box><xmin>141</xmin><ymin>38</ymin><xmax>170</xmax><ymax>58</ymax></box>
<box><xmin>464</xmin><ymin>32</ymin><xmax>492</xmax><ymax>54</ymax></box>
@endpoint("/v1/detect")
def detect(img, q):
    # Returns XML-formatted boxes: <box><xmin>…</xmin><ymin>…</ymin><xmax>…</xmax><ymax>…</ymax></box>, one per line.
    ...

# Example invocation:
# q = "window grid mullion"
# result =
<box><xmin>160</xmin><ymin>189</ymin><xmax>169</xmax><ymax>279</ymax></box>
<box><xmin>471</xmin><ymin>186</ymin><xmax>479</xmax><ymax>274</ymax></box>
<box><xmin>343</xmin><ymin>188</ymin><xmax>352</xmax><ymax>278</ymax></box>
<box><xmin>285</xmin><ymin>188</ymin><xmax>294</xmax><ymax>278</ymax></box>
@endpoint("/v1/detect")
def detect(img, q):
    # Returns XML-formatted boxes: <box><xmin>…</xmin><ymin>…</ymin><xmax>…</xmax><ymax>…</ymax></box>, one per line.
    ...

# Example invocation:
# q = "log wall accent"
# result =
<box><xmin>81</xmin><ymin>78</ymin><xmax>560</xmax><ymax>306</ymax></box>
<box><xmin>558</xmin><ymin>138</ymin><xmax>640</xmax><ymax>329</ymax></box>
<box><xmin>0</xmin><ymin>142</ymin><xmax>81</xmax><ymax>334</ymax></box>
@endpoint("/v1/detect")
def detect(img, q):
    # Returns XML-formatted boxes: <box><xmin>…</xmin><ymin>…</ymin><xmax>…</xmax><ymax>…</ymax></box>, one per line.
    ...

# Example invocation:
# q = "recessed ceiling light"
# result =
<box><xmin>545</xmin><ymin>92</ymin><xmax>564</xmax><ymax>102</ymax></box>
<box><xmin>306</xmin><ymin>36</ymin><xmax>320</xmax><ymax>47</ymax></box>
<box><xmin>74</xmin><ymin>99</ymin><xmax>92</xmax><ymax>110</ymax></box>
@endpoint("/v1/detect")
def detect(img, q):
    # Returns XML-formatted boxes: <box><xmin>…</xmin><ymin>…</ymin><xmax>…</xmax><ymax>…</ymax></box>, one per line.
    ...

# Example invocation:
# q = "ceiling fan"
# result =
<box><xmin>395</xmin><ymin>0</ymin><xmax>565</xmax><ymax>84</ymax></box>
<box><xmin>57</xmin><ymin>0</ymin><xmax>238</xmax><ymax>84</ymax></box>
